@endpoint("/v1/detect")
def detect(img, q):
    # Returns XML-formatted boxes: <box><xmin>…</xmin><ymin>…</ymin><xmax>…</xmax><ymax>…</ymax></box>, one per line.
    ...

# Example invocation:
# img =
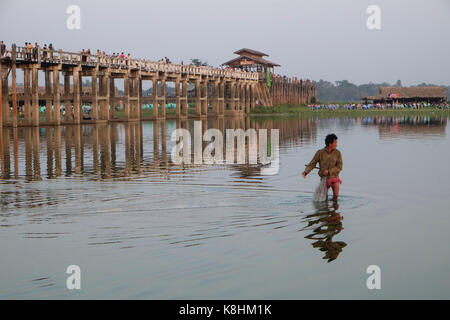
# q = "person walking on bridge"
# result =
<box><xmin>302</xmin><ymin>134</ymin><xmax>343</xmax><ymax>202</ymax></box>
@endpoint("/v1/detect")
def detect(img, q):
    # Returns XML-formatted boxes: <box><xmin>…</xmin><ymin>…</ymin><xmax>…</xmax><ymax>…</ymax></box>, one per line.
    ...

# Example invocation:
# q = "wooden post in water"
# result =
<box><xmin>53</xmin><ymin>66</ymin><xmax>61</xmax><ymax>125</ymax></box>
<box><xmin>181</xmin><ymin>77</ymin><xmax>188</xmax><ymax>118</ymax></box>
<box><xmin>175</xmin><ymin>76</ymin><xmax>181</xmax><ymax>118</ymax></box>
<box><xmin>152</xmin><ymin>76</ymin><xmax>158</xmax><ymax>118</ymax></box>
<box><xmin>91</xmin><ymin>68</ymin><xmax>98</xmax><ymax>121</ymax></box>
<box><xmin>195</xmin><ymin>78</ymin><xmax>201</xmax><ymax>117</ymax></box>
<box><xmin>31</xmin><ymin>65</ymin><xmax>39</xmax><ymax>126</ymax></box>
<box><xmin>12</xmin><ymin>44</ymin><xmax>17</xmax><ymax>128</ymax></box>
<box><xmin>0</xmin><ymin>60</ymin><xmax>2</xmax><ymax>127</ymax></box>
<box><xmin>73</xmin><ymin>66</ymin><xmax>81</xmax><ymax>124</ymax></box>
<box><xmin>24</xmin><ymin>67</ymin><xmax>31</xmax><ymax>125</ymax></box>
<box><xmin>160</xmin><ymin>75</ymin><xmax>166</xmax><ymax>119</ymax></box>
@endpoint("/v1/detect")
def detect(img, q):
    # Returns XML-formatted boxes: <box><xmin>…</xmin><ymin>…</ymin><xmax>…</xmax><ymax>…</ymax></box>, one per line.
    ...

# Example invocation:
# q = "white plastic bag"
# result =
<box><xmin>314</xmin><ymin>176</ymin><xmax>328</xmax><ymax>202</ymax></box>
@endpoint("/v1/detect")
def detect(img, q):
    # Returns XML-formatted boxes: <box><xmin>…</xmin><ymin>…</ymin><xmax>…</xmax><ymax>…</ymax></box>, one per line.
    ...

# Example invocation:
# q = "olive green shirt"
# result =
<box><xmin>304</xmin><ymin>148</ymin><xmax>343</xmax><ymax>179</ymax></box>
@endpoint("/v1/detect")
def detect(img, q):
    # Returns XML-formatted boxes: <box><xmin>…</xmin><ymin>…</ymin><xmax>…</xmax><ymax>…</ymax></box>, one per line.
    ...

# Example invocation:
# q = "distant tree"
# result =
<box><xmin>190</xmin><ymin>58</ymin><xmax>209</xmax><ymax>67</ymax></box>
<box><xmin>316</xmin><ymin>79</ymin><xmax>450</xmax><ymax>103</ymax></box>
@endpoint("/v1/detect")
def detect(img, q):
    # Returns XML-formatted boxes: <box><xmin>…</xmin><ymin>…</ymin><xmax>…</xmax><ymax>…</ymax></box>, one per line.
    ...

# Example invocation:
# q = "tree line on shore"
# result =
<box><xmin>316</xmin><ymin>79</ymin><xmax>450</xmax><ymax>103</ymax></box>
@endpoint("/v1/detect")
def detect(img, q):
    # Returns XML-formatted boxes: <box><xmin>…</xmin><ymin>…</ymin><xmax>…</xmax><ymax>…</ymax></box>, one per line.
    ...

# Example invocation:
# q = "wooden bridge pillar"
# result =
<box><xmin>211</xmin><ymin>80</ymin><xmax>219</xmax><ymax>116</ymax></box>
<box><xmin>175</xmin><ymin>76</ymin><xmax>181</xmax><ymax>118</ymax></box>
<box><xmin>31</xmin><ymin>66</ymin><xmax>39</xmax><ymax>126</ymax></box>
<box><xmin>195</xmin><ymin>78</ymin><xmax>201</xmax><ymax>117</ymax></box>
<box><xmin>245</xmin><ymin>83</ymin><xmax>250</xmax><ymax>114</ymax></box>
<box><xmin>99</xmin><ymin>72</ymin><xmax>110</xmax><ymax>121</ymax></box>
<box><xmin>44</xmin><ymin>70</ymin><xmax>52</xmax><ymax>123</ymax></box>
<box><xmin>23</xmin><ymin>67</ymin><xmax>32</xmax><ymax>125</ymax></box>
<box><xmin>109</xmin><ymin>77</ymin><xmax>115</xmax><ymax>119</ymax></box>
<box><xmin>152</xmin><ymin>76</ymin><xmax>158</xmax><ymax>118</ymax></box>
<box><xmin>0</xmin><ymin>61</ymin><xmax>2</xmax><ymax>128</ymax></box>
<box><xmin>91</xmin><ymin>69</ymin><xmax>99</xmax><ymax>121</ymax></box>
<box><xmin>2</xmin><ymin>66</ymin><xmax>9</xmax><ymax>126</ymax></box>
<box><xmin>11</xmin><ymin>44</ymin><xmax>18</xmax><ymax>128</ymax></box>
<box><xmin>201</xmin><ymin>77</ymin><xmax>208</xmax><ymax>116</ymax></box>
<box><xmin>123</xmin><ymin>74</ymin><xmax>130</xmax><ymax>121</ymax></box>
<box><xmin>53</xmin><ymin>66</ymin><xmax>61</xmax><ymax>125</ymax></box>
<box><xmin>136</xmin><ymin>75</ymin><xmax>142</xmax><ymax>120</ymax></box>
<box><xmin>72</xmin><ymin>66</ymin><xmax>81</xmax><ymax>124</ymax></box>
<box><xmin>63</xmin><ymin>72</ymin><xmax>70</xmax><ymax>122</ymax></box>
<box><xmin>229</xmin><ymin>81</ymin><xmax>236</xmax><ymax>113</ymax></box>
<box><xmin>181</xmin><ymin>77</ymin><xmax>188</xmax><ymax>118</ymax></box>
<box><xmin>219</xmin><ymin>81</ymin><xmax>225</xmax><ymax>117</ymax></box>
<box><xmin>160</xmin><ymin>76</ymin><xmax>166</xmax><ymax>118</ymax></box>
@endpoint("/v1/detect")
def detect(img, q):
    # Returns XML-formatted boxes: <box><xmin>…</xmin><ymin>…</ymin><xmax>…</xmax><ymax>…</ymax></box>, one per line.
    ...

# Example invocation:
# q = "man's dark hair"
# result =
<box><xmin>325</xmin><ymin>134</ymin><xmax>338</xmax><ymax>147</ymax></box>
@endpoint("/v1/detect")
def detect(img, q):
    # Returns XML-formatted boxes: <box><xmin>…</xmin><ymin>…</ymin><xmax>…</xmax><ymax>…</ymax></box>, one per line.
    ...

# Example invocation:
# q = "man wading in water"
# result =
<box><xmin>302</xmin><ymin>134</ymin><xmax>343</xmax><ymax>202</ymax></box>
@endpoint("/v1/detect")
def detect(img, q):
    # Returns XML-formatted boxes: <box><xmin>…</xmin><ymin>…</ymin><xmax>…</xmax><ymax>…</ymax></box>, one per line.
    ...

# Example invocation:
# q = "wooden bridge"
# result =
<box><xmin>0</xmin><ymin>44</ymin><xmax>317</xmax><ymax>127</ymax></box>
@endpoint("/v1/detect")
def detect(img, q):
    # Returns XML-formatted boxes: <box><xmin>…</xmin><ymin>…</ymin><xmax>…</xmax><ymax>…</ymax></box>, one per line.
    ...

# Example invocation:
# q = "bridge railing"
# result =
<box><xmin>7</xmin><ymin>44</ymin><xmax>259</xmax><ymax>80</ymax></box>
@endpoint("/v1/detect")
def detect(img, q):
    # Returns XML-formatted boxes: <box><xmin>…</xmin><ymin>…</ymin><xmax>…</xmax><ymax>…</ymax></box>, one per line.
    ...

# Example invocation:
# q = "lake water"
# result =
<box><xmin>1</xmin><ymin>114</ymin><xmax>450</xmax><ymax>299</ymax></box>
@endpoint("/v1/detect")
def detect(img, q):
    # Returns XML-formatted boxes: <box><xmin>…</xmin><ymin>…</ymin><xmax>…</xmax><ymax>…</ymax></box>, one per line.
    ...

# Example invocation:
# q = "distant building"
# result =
<box><xmin>364</xmin><ymin>86</ymin><xmax>447</xmax><ymax>103</ymax></box>
<box><xmin>222</xmin><ymin>48</ymin><xmax>280</xmax><ymax>74</ymax></box>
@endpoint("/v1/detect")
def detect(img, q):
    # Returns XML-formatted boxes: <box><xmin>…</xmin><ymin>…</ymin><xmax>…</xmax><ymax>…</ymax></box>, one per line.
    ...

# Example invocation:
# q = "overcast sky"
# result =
<box><xmin>1</xmin><ymin>0</ymin><xmax>449</xmax><ymax>86</ymax></box>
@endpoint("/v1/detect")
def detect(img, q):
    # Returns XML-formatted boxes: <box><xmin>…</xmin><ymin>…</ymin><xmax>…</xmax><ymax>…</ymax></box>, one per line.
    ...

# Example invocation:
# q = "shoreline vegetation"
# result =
<box><xmin>249</xmin><ymin>104</ymin><xmax>450</xmax><ymax>117</ymax></box>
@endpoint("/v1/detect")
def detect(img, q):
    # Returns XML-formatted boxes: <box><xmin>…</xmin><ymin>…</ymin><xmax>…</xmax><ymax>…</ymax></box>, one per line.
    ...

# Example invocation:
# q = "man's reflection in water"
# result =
<box><xmin>301</xmin><ymin>202</ymin><xmax>347</xmax><ymax>263</ymax></box>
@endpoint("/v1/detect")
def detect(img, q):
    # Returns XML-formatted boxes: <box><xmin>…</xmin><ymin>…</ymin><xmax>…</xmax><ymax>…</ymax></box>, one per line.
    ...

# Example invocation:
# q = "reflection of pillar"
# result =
<box><xmin>1</xmin><ymin>128</ymin><xmax>11</xmax><ymax>178</ymax></box>
<box><xmin>74</xmin><ymin>125</ymin><xmax>83</xmax><ymax>174</ymax></box>
<box><xmin>100</xmin><ymin>124</ymin><xmax>111</xmax><ymax>178</ymax></box>
<box><xmin>135</xmin><ymin>122</ymin><xmax>142</xmax><ymax>174</ymax></box>
<box><xmin>25</xmin><ymin>128</ymin><xmax>33</xmax><ymax>180</ymax></box>
<box><xmin>46</xmin><ymin>127</ymin><xmax>54</xmax><ymax>179</ymax></box>
<box><xmin>153</xmin><ymin>121</ymin><xmax>159</xmax><ymax>166</ymax></box>
<box><xmin>125</xmin><ymin>123</ymin><xmax>131</xmax><ymax>175</ymax></box>
<box><xmin>13</xmin><ymin>128</ymin><xmax>18</xmax><ymax>178</ymax></box>
<box><xmin>110</xmin><ymin>123</ymin><xmax>117</xmax><ymax>171</ymax></box>
<box><xmin>161</xmin><ymin>121</ymin><xmax>167</xmax><ymax>165</ymax></box>
<box><xmin>54</xmin><ymin>126</ymin><xmax>62</xmax><ymax>177</ymax></box>
<box><xmin>32</xmin><ymin>126</ymin><xmax>41</xmax><ymax>180</ymax></box>
<box><xmin>65</xmin><ymin>126</ymin><xmax>72</xmax><ymax>175</ymax></box>
<box><xmin>92</xmin><ymin>125</ymin><xmax>99</xmax><ymax>175</ymax></box>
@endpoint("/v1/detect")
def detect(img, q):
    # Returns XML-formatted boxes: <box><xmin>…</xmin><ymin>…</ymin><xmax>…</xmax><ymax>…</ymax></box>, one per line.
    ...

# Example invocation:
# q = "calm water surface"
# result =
<box><xmin>1</xmin><ymin>114</ymin><xmax>450</xmax><ymax>299</ymax></box>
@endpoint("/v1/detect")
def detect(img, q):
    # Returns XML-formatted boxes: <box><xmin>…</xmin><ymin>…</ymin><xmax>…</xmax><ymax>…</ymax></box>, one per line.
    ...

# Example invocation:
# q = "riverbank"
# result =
<box><xmin>249</xmin><ymin>104</ymin><xmax>450</xmax><ymax>117</ymax></box>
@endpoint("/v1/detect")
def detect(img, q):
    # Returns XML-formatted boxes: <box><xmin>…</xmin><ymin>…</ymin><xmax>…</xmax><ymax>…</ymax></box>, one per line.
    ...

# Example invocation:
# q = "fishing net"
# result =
<box><xmin>314</xmin><ymin>176</ymin><xmax>328</xmax><ymax>202</ymax></box>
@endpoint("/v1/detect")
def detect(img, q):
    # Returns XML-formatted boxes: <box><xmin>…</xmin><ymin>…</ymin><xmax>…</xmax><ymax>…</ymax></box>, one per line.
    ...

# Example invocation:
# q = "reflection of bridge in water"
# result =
<box><xmin>0</xmin><ymin>118</ymin><xmax>319</xmax><ymax>181</ymax></box>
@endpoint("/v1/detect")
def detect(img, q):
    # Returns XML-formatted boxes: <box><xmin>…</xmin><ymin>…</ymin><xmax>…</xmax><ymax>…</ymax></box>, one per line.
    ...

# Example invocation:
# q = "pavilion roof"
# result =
<box><xmin>233</xmin><ymin>48</ymin><xmax>269</xmax><ymax>57</ymax></box>
<box><xmin>222</xmin><ymin>54</ymin><xmax>280</xmax><ymax>67</ymax></box>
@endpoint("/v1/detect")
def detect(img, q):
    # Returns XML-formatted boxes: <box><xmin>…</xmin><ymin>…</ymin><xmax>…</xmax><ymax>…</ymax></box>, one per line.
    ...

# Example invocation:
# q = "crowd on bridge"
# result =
<box><xmin>308</xmin><ymin>102</ymin><xmax>450</xmax><ymax>111</ymax></box>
